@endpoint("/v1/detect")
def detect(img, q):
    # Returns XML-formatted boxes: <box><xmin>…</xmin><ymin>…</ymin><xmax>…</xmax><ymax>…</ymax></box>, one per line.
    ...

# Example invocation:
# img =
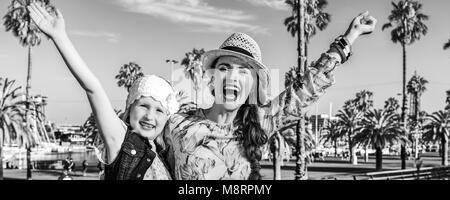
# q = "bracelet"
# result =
<box><xmin>336</xmin><ymin>36</ymin><xmax>353</xmax><ymax>60</ymax></box>
<box><xmin>329</xmin><ymin>44</ymin><xmax>347</xmax><ymax>64</ymax></box>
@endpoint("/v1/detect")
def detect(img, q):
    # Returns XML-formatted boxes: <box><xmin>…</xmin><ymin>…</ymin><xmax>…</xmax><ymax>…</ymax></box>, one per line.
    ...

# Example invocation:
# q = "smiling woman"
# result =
<box><xmin>163</xmin><ymin>10</ymin><xmax>377</xmax><ymax>179</ymax></box>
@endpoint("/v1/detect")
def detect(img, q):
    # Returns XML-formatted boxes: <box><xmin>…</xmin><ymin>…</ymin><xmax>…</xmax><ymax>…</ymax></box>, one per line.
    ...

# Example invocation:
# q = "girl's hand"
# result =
<box><xmin>344</xmin><ymin>11</ymin><xmax>377</xmax><ymax>45</ymax></box>
<box><xmin>27</xmin><ymin>3</ymin><xmax>66</xmax><ymax>39</ymax></box>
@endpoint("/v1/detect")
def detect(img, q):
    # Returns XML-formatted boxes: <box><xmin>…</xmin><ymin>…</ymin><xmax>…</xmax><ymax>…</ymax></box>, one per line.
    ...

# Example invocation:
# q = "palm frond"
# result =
<box><xmin>115</xmin><ymin>62</ymin><xmax>144</xmax><ymax>91</ymax></box>
<box><xmin>283</xmin><ymin>0</ymin><xmax>331</xmax><ymax>40</ymax></box>
<box><xmin>444</xmin><ymin>39</ymin><xmax>450</xmax><ymax>50</ymax></box>
<box><xmin>382</xmin><ymin>23</ymin><xmax>393</xmax><ymax>31</ymax></box>
<box><xmin>384</xmin><ymin>0</ymin><xmax>429</xmax><ymax>45</ymax></box>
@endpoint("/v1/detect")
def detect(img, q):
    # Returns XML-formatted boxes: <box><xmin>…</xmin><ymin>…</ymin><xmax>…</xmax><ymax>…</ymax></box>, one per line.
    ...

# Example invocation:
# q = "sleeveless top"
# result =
<box><xmin>97</xmin><ymin>129</ymin><xmax>172</xmax><ymax>180</ymax></box>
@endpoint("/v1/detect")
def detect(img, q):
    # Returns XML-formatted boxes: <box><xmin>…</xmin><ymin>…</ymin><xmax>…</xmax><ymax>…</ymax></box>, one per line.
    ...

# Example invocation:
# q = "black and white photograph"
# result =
<box><xmin>1</xmin><ymin>0</ymin><xmax>450</xmax><ymax>191</ymax></box>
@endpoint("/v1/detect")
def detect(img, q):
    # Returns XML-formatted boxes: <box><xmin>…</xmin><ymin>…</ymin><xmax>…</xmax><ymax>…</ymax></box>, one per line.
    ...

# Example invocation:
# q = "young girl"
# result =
<box><xmin>27</xmin><ymin>3</ymin><xmax>178</xmax><ymax>180</ymax></box>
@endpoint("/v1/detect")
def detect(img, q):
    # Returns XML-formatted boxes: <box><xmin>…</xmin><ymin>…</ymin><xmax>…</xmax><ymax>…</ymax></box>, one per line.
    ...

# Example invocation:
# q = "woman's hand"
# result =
<box><xmin>27</xmin><ymin>3</ymin><xmax>66</xmax><ymax>39</ymax></box>
<box><xmin>344</xmin><ymin>11</ymin><xmax>377</xmax><ymax>45</ymax></box>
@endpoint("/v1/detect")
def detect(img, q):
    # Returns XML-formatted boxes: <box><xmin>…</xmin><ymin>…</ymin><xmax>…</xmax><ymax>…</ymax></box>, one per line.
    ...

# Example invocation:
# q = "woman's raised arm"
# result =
<box><xmin>261</xmin><ymin>11</ymin><xmax>377</xmax><ymax>135</ymax></box>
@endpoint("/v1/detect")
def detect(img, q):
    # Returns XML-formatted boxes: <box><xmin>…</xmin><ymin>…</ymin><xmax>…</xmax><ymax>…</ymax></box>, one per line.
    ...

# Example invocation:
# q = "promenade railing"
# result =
<box><xmin>352</xmin><ymin>166</ymin><xmax>450</xmax><ymax>180</ymax></box>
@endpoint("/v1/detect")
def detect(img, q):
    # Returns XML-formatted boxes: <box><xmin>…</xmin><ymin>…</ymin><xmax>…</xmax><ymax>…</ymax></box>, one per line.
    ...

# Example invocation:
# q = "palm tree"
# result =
<box><xmin>382</xmin><ymin>0</ymin><xmax>429</xmax><ymax>169</ymax></box>
<box><xmin>4</xmin><ymin>0</ymin><xmax>56</xmax><ymax>180</ymax></box>
<box><xmin>269</xmin><ymin>130</ymin><xmax>291</xmax><ymax>180</ymax></box>
<box><xmin>278</xmin><ymin>114</ymin><xmax>316</xmax><ymax>178</ymax></box>
<box><xmin>284</xmin><ymin>0</ymin><xmax>329</xmax><ymax>178</ymax></box>
<box><xmin>284</xmin><ymin>0</ymin><xmax>330</xmax><ymax>62</ymax></box>
<box><xmin>336</xmin><ymin>103</ymin><xmax>364</xmax><ymax>165</ymax></box>
<box><xmin>354</xmin><ymin>90</ymin><xmax>374</xmax><ymax>113</ymax></box>
<box><xmin>0</xmin><ymin>78</ymin><xmax>28</xmax><ymax>180</ymax></box>
<box><xmin>83</xmin><ymin>109</ymin><xmax>121</xmax><ymax>146</ymax></box>
<box><xmin>422</xmin><ymin>111</ymin><xmax>449</xmax><ymax>166</ymax></box>
<box><xmin>384</xmin><ymin>97</ymin><xmax>400</xmax><ymax>114</ymax></box>
<box><xmin>283</xmin><ymin>66</ymin><xmax>310</xmax><ymax>179</ymax></box>
<box><xmin>407</xmin><ymin>72</ymin><xmax>428</xmax><ymax>119</ymax></box>
<box><xmin>322</xmin><ymin>120</ymin><xmax>344</xmax><ymax>157</ymax></box>
<box><xmin>446</xmin><ymin>90</ymin><xmax>450</xmax><ymax>111</ymax></box>
<box><xmin>83</xmin><ymin>113</ymin><xmax>98</xmax><ymax>147</ymax></box>
<box><xmin>407</xmin><ymin>72</ymin><xmax>428</xmax><ymax>158</ymax></box>
<box><xmin>26</xmin><ymin>97</ymin><xmax>50</xmax><ymax>145</ymax></box>
<box><xmin>354</xmin><ymin>109</ymin><xmax>405</xmax><ymax>171</ymax></box>
<box><xmin>346</xmin><ymin>90</ymin><xmax>374</xmax><ymax>164</ymax></box>
<box><xmin>181</xmin><ymin>48</ymin><xmax>205</xmax><ymax>108</ymax></box>
<box><xmin>115</xmin><ymin>62</ymin><xmax>144</xmax><ymax>92</ymax></box>
<box><xmin>284</xmin><ymin>0</ymin><xmax>307</xmax><ymax>180</ymax></box>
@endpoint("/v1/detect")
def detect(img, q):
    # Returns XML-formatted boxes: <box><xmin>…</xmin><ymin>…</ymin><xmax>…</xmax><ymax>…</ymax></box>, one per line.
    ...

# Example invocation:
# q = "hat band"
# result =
<box><xmin>221</xmin><ymin>46</ymin><xmax>254</xmax><ymax>59</ymax></box>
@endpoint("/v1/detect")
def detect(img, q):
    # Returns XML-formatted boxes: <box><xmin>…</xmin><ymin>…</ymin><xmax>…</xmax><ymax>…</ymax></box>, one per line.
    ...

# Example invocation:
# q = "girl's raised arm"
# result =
<box><xmin>28</xmin><ymin>3</ymin><xmax>125</xmax><ymax>162</ymax></box>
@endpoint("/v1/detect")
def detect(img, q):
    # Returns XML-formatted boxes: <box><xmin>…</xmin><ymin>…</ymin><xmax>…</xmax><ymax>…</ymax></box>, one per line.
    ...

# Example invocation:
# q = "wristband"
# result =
<box><xmin>329</xmin><ymin>44</ymin><xmax>347</xmax><ymax>64</ymax></box>
<box><xmin>336</xmin><ymin>36</ymin><xmax>353</xmax><ymax>60</ymax></box>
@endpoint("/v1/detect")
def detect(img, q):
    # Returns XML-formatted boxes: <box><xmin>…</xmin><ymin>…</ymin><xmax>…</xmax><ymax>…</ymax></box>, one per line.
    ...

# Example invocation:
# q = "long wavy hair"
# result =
<box><xmin>209</xmin><ymin>58</ymin><xmax>268</xmax><ymax>180</ymax></box>
<box><xmin>234</xmin><ymin>102</ymin><xmax>267</xmax><ymax>180</ymax></box>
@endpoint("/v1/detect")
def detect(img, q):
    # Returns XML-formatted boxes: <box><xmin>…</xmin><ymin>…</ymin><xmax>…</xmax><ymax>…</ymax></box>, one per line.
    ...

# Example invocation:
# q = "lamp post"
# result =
<box><xmin>166</xmin><ymin>59</ymin><xmax>179</xmax><ymax>85</ymax></box>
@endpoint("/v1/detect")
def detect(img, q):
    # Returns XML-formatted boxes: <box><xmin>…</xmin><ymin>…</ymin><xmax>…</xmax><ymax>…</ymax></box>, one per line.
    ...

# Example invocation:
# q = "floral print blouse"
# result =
<box><xmin>163</xmin><ymin>51</ymin><xmax>342</xmax><ymax>180</ymax></box>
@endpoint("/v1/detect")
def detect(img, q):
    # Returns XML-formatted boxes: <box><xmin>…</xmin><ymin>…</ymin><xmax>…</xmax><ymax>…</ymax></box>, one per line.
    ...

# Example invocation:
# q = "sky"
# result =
<box><xmin>1</xmin><ymin>0</ymin><xmax>450</xmax><ymax>125</ymax></box>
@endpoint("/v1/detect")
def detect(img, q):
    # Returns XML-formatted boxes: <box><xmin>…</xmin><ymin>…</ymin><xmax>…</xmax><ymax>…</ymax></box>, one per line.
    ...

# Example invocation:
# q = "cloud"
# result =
<box><xmin>242</xmin><ymin>0</ymin><xmax>288</xmax><ymax>10</ymax></box>
<box><xmin>69</xmin><ymin>30</ymin><xmax>120</xmax><ymax>43</ymax></box>
<box><xmin>113</xmin><ymin>0</ymin><xmax>267</xmax><ymax>34</ymax></box>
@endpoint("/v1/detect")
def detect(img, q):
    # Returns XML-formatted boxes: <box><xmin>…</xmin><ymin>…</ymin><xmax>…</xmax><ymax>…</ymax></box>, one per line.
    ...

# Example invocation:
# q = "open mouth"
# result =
<box><xmin>139</xmin><ymin>121</ymin><xmax>155</xmax><ymax>130</ymax></box>
<box><xmin>223</xmin><ymin>84</ymin><xmax>240</xmax><ymax>102</ymax></box>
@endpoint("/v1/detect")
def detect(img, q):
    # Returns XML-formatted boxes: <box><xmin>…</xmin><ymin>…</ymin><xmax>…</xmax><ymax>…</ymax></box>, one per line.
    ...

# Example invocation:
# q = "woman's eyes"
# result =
<box><xmin>217</xmin><ymin>65</ymin><xmax>250</xmax><ymax>74</ymax></box>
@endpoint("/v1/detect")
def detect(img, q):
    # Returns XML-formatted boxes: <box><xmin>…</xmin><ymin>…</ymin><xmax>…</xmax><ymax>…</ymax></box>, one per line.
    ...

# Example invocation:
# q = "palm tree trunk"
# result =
<box><xmin>414</xmin><ymin>134</ymin><xmax>419</xmax><ymax>159</ymax></box>
<box><xmin>400</xmin><ymin>43</ymin><xmax>407</xmax><ymax>170</ymax></box>
<box><xmin>304</xmin><ymin>37</ymin><xmax>308</xmax><ymax>74</ymax></box>
<box><xmin>376</xmin><ymin>146</ymin><xmax>383</xmax><ymax>171</ymax></box>
<box><xmin>334</xmin><ymin>139</ymin><xmax>338</xmax><ymax>157</ymax></box>
<box><xmin>26</xmin><ymin>45</ymin><xmax>33</xmax><ymax>180</ymax></box>
<box><xmin>297</xmin><ymin>0</ymin><xmax>306</xmax><ymax>76</ymax></box>
<box><xmin>351</xmin><ymin>146</ymin><xmax>358</xmax><ymax>165</ymax></box>
<box><xmin>442</xmin><ymin>136</ymin><xmax>448</xmax><ymax>166</ymax></box>
<box><xmin>300</xmin><ymin>119</ymin><xmax>308</xmax><ymax>180</ymax></box>
<box><xmin>294</xmin><ymin>0</ymin><xmax>307</xmax><ymax>181</ymax></box>
<box><xmin>348</xmin><ymin>134</ymin><xmax>358</xmax><ymax>165</ymax></box>
<box><xmin>272</xmin><ymin>141</ymin><xmax>281</xmax><ymax>180</ymax></box>
<box><xmin>295</xmin><ymin>119</ymin><xmax>307</xmax><ymax>180</ymax></box>
<box><xmin>348</xmin><ymin>134</ymin><xmax>352</xmax><ymax>161</ymax></box>
<box><xmin>364</xmin><ymin>145</ymin><xmax>369</xmax><ymax>163</ymax></box>
<box><xmin>0</xmin><ymin>145</ymin><xmax>3</xmax><ymax>180</ymax></box>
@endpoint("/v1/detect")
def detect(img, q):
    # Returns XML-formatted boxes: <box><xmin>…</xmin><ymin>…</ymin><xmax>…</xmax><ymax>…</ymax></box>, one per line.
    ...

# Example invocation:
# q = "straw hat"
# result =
<box><xmin>202</xmin><ymin>33</ymin><xmax>270</xmax><ymax>106</ymax></box>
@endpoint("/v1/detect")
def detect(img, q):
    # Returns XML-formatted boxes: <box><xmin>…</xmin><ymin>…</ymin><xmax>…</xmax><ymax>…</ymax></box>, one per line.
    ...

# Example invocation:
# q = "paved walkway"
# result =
<box><xmin>260</xmin><ymin>154</ymin><xmax>444</xmax><ymax>180</ymax></box>
<box><xmin>3</xmin><ymin>153</ymin><xmax>445</xmax><ymax>180</ymax></box>
<box><xmin>3</xmin><ymin>167</ymin><xmax>100</xmax><ymax>180</ymax></box>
